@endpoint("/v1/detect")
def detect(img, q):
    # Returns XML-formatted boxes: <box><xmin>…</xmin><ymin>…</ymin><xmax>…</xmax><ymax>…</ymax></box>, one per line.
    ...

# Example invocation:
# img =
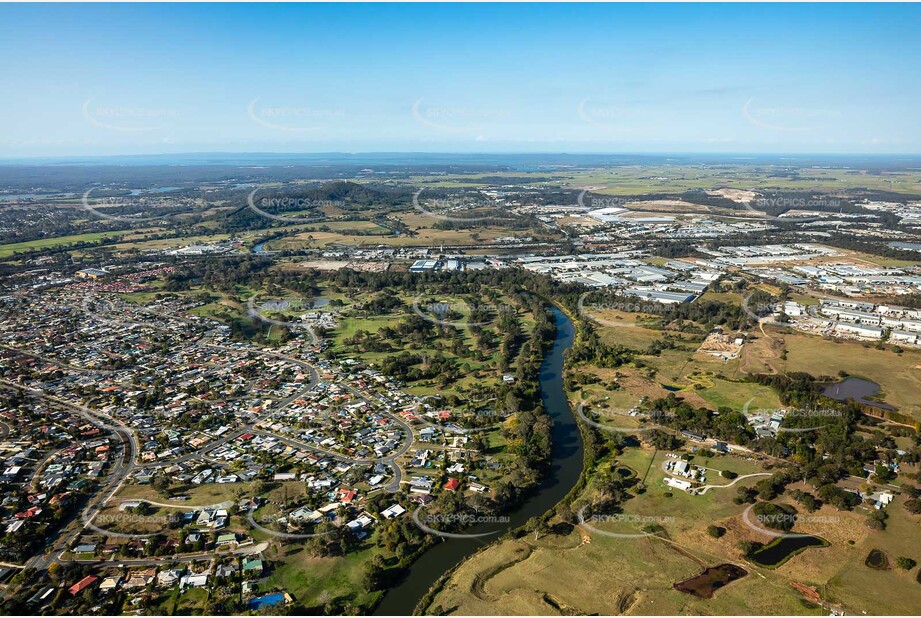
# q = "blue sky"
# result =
<box><xmin>1</xmin><ymin>3</ymin><xmax>919</xmax><ymax>157</ymax></box>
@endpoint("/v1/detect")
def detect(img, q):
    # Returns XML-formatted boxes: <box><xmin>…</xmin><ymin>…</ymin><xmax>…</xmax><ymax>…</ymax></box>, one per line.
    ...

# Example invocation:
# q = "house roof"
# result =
<box><xmin>68</xmin><ymin>575</ymin><xmax>99</xmax><ymax>595</ymax></box>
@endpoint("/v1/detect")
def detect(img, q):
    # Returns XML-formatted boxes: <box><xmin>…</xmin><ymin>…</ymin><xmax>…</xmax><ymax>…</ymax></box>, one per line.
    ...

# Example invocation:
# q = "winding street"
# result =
<box><xmin>0</xmin><ymin>292</ymin><xmax>423</xmax><ymax>585</ymax></box>
<box><xmin>694</xmin><ymin>472</ymin><xmax>772</xmax><ymax>495</ymax></box>
<box><xmin>0</xmin><ymin>344</ymin><xmax>115</xmax><ymax>376</ymax></box>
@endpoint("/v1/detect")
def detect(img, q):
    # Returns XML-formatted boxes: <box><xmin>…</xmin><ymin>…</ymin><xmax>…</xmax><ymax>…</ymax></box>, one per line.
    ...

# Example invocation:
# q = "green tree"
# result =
<box><xmin>896</xmin><ymin>557</ymin><xmax>917</xmax><ymax>570</ymax></box>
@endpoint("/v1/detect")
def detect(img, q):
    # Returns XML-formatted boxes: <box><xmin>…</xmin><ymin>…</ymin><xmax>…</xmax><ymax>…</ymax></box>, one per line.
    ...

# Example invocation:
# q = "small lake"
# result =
<box><xmin>674</xmin><ymin>564</ymin><xmax>748</xmax><ymax>598</ymax></box>
<box><xmin>822</xmin><ymin>377</ymin><xmax>894</xmax><ymax>411</ymax></box>
<box><xmin>865</xmin><ymin>548</ymin><xmax>890</xmax><ymax>569</ymax></box>
<box><xmin>888</xmin><ymin>241</ymin><xmax>921</xmax><ymax>252</ymax></box>
<box><xmin>750</xmin><ymin>535</ymin><xmax>829</xmax><ymax>568</ymax></box>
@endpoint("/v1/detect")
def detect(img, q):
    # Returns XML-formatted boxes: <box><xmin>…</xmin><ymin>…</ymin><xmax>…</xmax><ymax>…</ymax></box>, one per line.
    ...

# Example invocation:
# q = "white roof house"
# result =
<box><xmin>664</xmin><ymin>477</ymin><xmax>693</xmax><ymax>491</ymax></box>
<box><xmin>381</xmin><ymin>504</ymin><xmax>406</xmax><ymax>519</ymax></box>
<box><xmin>180</xmin><ymin>573</ymin><xmax>209</xmax><ymax>589</ymax></box>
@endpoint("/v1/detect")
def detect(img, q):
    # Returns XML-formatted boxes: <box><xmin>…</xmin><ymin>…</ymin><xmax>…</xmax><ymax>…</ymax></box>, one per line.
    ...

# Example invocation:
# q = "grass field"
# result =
<box><xmin>821</xmin><ymin>495</ymin><xmax>921</xmax><ymax>614</ymax></box>
<box><xmin>162</xmin><ymin>586</ymin><xmax>209</xmax><ymax>614</ymax></box>
<box><xmin>576</xmin><ymin>312</ymin><xmax>779</xmax><ymax>416</ymax></box>
<box><xmin>0</xmin><ymin>231</ymin><xmax>138</xmax><ymax>258</ymax></box>
<box><xmin>114</xmin><ymin>479</ymin><xmax>304</xmax><ymax>506</ymax></box>
<box><xmin>695</xmin><ymin>377</ymin><xmax>781</xmax><ymax>412</ymax></box>
<box><xmin>327</xmin><ymin>289</ymin><xmax>534</xmax><ymax>399</ymax></box>
<box><xmin>261</xmin><ymin>540</ymin><xmax>383</xmax><ymax>610</ymax></box>
<box><xmin>699</xmin><ymin>290</ymin><xmax>745</xmax><ymax>306</ymax></box>
<box><xmin>408</xmin><ymin>165</ymin><xmax>921</xmax><ymax>197</ymax></box>
<box><xmin>427</xmin><ymin>438</ymin><xmax>921</xmax><ymax>615</ymax></box>
<box><xmin>265</xmin><ymin>220</ymin><xmax>392</xmax><ymax>250</ymax></box>
<box><xmin>743</xmin><ymin>329</ymin><xmax>921</xmax><ymax>419</ymax></box>
<box><xmin>614</xmin><ymin>447</ymin><xmax>771</xmax><ymax>528</ymax></box>
<box><xmin>426</xmin><ymin>505</ymin><xmax>822</xmax><ymax>615</ymax></box>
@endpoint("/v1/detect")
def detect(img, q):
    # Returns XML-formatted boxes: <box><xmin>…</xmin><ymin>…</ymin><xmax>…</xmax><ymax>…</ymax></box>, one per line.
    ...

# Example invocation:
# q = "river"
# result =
<box><xmin>374</xmin><ymin>306</ymin><xmax>584</xmax><ymax>615</ymax></box>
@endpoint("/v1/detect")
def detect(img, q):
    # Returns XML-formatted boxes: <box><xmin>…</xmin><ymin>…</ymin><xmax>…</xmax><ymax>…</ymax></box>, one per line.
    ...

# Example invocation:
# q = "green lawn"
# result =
<box><xmin>0</xmin><ymin>231</ymin><xmax>127</xmax><ymax>257</ymax></box>
<box><xmin>695</xmin><ymin>378</ymin><xmax>781</xmax><ymax>412</ymax></box>
<box><xmin>261</xmin><ymin>542</ymin><xmax>383</xmax><ymax>609</ymax></box>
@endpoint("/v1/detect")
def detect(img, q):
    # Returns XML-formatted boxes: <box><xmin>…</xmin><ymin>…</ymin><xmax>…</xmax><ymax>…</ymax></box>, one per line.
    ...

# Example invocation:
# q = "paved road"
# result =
<box><xmin>337</xmin><ymin>382</ymin><xmax>414</xmax><ymax>491</ymax></box>
<box><xmin>64</xmin><ymin>541</ymin><xmax>270</xmax><ymax>568</ymax></box>
<box><xmin>87</xmin><ymin>311</ymin><xmax>321</xmax><ymax>471</ymax></box>
<box><xmin>246</xmin><ymin>507</ymin><xmax>327</xmax><ymax>540</ymax></box>
<box><xmin>0</xmin><ymin>294</ymin><xmax>414</xmax><ymax>592</ymax></box>
<box><xmin>694</xmin><ymin>472</ymin><xmax>772</xmax><ymax>495</ymax></box>
<box><xmin>0</xmin><ymin>344</ymin><xmax>115</xmax><ymax>375</ymax></box>
<box><xmin>125</xmin><ymin>498</ymin><xmax>233</xmax><ymax>510</ymax></box>
<box><xmin>27</xmin><ymin>447</ymin><xmax>64</xmax><ymax>492</ymax></box>
<box><xmin>0</xmin><ymin>380</ymin><xmax>142</xmax><ymax>466</ymax></box>
<box><xmin>0</xmin><ymin>380</ymin><xmax>139</xmax><ymax>574</ymax></box>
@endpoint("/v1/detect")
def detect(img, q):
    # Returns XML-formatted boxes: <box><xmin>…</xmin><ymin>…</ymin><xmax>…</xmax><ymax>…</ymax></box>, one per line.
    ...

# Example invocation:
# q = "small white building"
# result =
<box><xmin>180</xmin><ymin>573</ymin><xmax>209</xmax><ymax>589</ymax></box>
<box><xmin>664</xmin><ymin>477</ymin><xmax>693</xmax><ymax>491</ymax></box>
<box><xmin>381</xmin><ymin>504</ymin><xmax>406</xmax><ymax>519</ymax></box>
<box><xmin>673</xmin><ymin>460</ymin><xmax>690</xmax><ymax>477</ymax></box>
<box><xmin>890</xmin><ymin>330</ymin><xmax>919</xmax><ymax>345</ymax></box>
<box><xmin>782</xmin><ymin>301</ymin><xmax>804</xmax><ymax>317</ymax></box>
<box><xmin>835</xmin><ymin>322</ymin><xmax>884</xmax><ymax>339</ymax></box>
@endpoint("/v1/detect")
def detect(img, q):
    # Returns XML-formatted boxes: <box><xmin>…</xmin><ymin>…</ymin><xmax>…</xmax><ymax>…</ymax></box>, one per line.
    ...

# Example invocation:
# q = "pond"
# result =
<box><xmin>865</xmin><ymin>548</ymin><xmax>890</xmax><ymax>569</ymax></box>
<box><xmin>822</xmin><ymin>377</ymin><xmax>894</xmax><ymax>411</ymax></box>
<box><xmin>888</xmin><ymin>241</ymin><xmax>921</xmax><ymax>252</ymax></box>
<box><xmin>674</xmin><ymin>564</ymin><xmax>748</xmax><ymax>598</ymax></box>
<box><xmin>749</xmin><ymin>535</ymin><xmax>829</xmax><ymax>568</ymax></box>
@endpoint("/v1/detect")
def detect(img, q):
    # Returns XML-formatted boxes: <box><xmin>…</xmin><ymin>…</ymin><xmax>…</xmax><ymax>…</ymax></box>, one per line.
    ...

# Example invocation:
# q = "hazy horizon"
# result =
<box><xmin>5</xmin><ymin>151</ymin><xmax>921</xmax><ymax>171</ymax></box>
<box><xmin>2</xmin><ymin>3</ymin><xmax>919</xmax><ymax>157</ymax></box>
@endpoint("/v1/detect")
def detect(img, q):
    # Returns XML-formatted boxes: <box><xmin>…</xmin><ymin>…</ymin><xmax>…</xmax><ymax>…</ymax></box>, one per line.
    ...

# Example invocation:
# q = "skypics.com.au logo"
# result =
<box><xmin>741</xmin><ymin>292</ymin><xmax>791</xmax><ymax>329</ymax></box>
<box><xmin>741</xmin><ymin>504</ymin><xmax>841</xmax><ymax>540</ymax></box>
<box><xmin>411</xmin><ymin>99</ymin><xmax>509</xmax><ymax>133</ymax></box>
<box><xmin>81</xmin><ymin>189</ymin><xmax>180</xmax><ymax>223</ymax></box>
<box><xmin>82</xmin><ymin>98</ymin><xmax>179</xmax><ymax>132</ymax></box>
<box><xmin>736</xmin><ymin>195</ymin><xmax>837</xmax><ymax>224</ymax></box>
<box><xmin>410</xmin><ymin>394</ymin><xmax>499</xmax><ymax>437</ymax></box>
<box><xmin>246</xmin><ymin>188</ymin><xmax>342</xmax><ymax>224</ymax></box>
<box><xmin>576</xmin><ymin>190</ymin><xmax>636</xmax><ymax>211</ymax></box>
<box><xmin>411</xmin><ymin>296</ymin><xmax>515</xmax><ymax>328</ymax></box>
<box><xmin>412</xmin><ymin>188</ymin><xmax>514</xmax><ymax>223</ymax></box>
<box><xmin>412</xmin><ymin>507</ymin><xmax>509</xmax><ymax>539</ymax></box>
<box><xmin>246</xmin><ymin>296</ymin><xmax>330</xmax><ymax>331</ymax></box>
<box><xmin>575</xmin><ymin>402</ymin><xmax>669</xmax><ymax>434</ymax></box>
<box><xmin>576</xmin><ymin>99</ymin><xmax>645</xmax><ymax>133</ymax></box>
<box><xmin>577</xmin><ymin>507</ymin><xmax>675</xmax><ymax>539</ymax></box>
<box><xmin>577</xmin><ymin>290</ymin><xmax>670</xmax><ymax>329</ymax></box>
<box><xmin>247</xmin><ymin>98</ymin><xmax>345</xmax><ymax>132</ymax></box>
<box><xmin>742</xmin><ymin>399</ymin><xmax>843</xmax><ymax>434</ymax></box>
<box><xmin>742</xmin><ymin>98</ymin><xmax>841</xmax><ymax>133</ymax></box>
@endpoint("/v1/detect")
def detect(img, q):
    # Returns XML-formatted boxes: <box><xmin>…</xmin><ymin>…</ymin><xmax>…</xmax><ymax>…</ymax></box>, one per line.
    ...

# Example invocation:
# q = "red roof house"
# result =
<box><xmin>68</xmin><ymin>575</ymin><xmax>98</xmax><ymax>596</ymax></box>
